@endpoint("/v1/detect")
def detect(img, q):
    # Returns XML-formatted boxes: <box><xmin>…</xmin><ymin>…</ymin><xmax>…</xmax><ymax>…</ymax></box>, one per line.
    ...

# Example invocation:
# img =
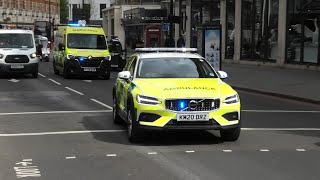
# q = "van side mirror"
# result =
<box><xmin>217</xmin><ymin>71</ymin><xmax>228</xmax><ymax>80</ymax></box>
<box><xmin>58</xmin><ymin>43</ymin><xmax>65</xmax><ymax>51</ymax></box>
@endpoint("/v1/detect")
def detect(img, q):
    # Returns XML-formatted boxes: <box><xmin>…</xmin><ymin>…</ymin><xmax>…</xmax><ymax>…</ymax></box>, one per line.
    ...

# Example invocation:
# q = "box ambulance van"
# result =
<box><xmin>53</xmin><ymin>24</ymin><xmax>111</xmax><ymax>79</ymax></box>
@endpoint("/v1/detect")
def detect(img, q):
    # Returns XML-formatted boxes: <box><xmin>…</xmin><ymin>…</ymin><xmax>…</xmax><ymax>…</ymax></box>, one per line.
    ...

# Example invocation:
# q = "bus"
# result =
<box><xmin>34</xmin><ymin>21</ymin><xmax>49</xmax><ymax>37</ymax></box>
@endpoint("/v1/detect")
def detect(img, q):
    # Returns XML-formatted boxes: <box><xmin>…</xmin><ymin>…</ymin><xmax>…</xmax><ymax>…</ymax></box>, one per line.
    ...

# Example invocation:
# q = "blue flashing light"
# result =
<box><xmin>68</xmin><ymin>23</ymin><xmax>80</xmax><ymax>26</ymax></box>
<box><xmin>79</xmin><ymin>57</ymin><xmax>84</xmax><ymax>62</ymax></box>
<box><xmin>179</xmin><ymin>101</ymin><xmax>186</xmax><ymax>110</ymax></box>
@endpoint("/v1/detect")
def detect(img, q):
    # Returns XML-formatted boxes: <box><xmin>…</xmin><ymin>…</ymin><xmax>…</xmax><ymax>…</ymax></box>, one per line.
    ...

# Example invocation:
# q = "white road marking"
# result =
<box><xmin>296</xmin><ymin>149</ymin><xmax>306</xmax><ymax>152</ymax></box>
<box><xmin>48</xmin><ymin>79</ymin><xmax>61</xmax><ymax>85</ymax></box>
<box><xmin>242</xmin><ymin>128</ymin><xmax>320</xmax><ymax>131</ymax></box>
<box><xmin>185</xmin><ymin>150</ymin><xmax>195</xmax><ymax>153</ymax></box>
<box><xmin>223</xmin><ymin>150</ymin><xmax>232</xmax><ymax>152</ymax></box>
<box><xmin>0</xmin><ymin>110</ymin><xmax>112</xmax><ymax>116</ymax></box>
<box><xmin>83</xmin><ymin>80</ymin><xmax>92</xmax><ymax>83</ymax></box>
<box><xmin>91</xmin><ymin>99</ymin><xmax>113</xmax><ymax>110</ymax></box>
<box><xmin>242</xmin><ymin>110</ymin><xmax>320</xmax><ymax>113</ymax></box>
<box><xmin>65</xmin><ymin>156</ymin><xmax>76</xmax><ymax>159</ymax></box>
<box><xmin>65</xmin><ymin>87</ymin><xmax>84</xmax><ymax>95</ymax></box>
<box><xmin>260</xmin><ymin>149</ymin><xmax>270</xmax><ymax>152</ymax></box>
<box><xmin>14</xmin><ymin>159</ymin><xmax>41</xmax><ymax>178</ymax></box>
<box><xmin>106</xmin><ymin>154</ymin><xmax>117</xmax><ymax>157</ymax></box>
<box><xmin>8</xmin><ymin>79</ymin><xmax>19</xmax><ymax>83</ymax></box>
<box><xmin>22</xmin><ymin>159</ymin><xmax>33</xmax><ymax>162</ymax></box>
<box><xmin>38</xmin><ymin>73</ymin><xmax>46</xmax><ymax>78</ymax></box>
<box><xmin>148</xmin><ymin>152</ymin><xmax>158</xmax><ymax>155</ymax></box>
<box><xmin>0</xmin><ymin>130</ymin><xmax>126</xmax><ymax>137</ymax></box>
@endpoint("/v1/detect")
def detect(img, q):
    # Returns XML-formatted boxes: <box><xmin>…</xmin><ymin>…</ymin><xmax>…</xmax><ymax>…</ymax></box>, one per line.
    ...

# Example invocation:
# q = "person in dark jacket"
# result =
<box><xmin>177</xmin><ymin>35</ymin><xmax>185</xmax><ymax>48</ymax></box>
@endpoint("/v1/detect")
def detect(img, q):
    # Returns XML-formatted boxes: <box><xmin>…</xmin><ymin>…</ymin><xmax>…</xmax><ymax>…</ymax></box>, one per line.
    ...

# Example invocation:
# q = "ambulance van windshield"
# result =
<box><xmin>67</xmin><ymin>34</ymin><xmax>107</xmax><ymax>49</ymax></box>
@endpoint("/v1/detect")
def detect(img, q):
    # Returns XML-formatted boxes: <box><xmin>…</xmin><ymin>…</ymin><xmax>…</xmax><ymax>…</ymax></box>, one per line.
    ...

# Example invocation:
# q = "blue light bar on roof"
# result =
<box><xmin>68</xmin><ymin>23</ymin><xmax>80</xmax><ymax>26</ymax></box>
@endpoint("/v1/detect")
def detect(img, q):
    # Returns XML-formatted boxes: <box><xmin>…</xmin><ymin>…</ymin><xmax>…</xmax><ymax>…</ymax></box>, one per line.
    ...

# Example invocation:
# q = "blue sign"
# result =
<box><xmin>162</xmin><ymin>23</ymin><xmax>169</xmax><ymax>32</ymax></box>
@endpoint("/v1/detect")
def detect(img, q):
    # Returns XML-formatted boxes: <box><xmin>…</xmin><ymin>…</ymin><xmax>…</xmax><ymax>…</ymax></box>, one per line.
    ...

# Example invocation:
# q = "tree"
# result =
<box><xmin>60</xmin><ymin>0</ymin><xmax>69</xmax><ymax>24</ymax></box>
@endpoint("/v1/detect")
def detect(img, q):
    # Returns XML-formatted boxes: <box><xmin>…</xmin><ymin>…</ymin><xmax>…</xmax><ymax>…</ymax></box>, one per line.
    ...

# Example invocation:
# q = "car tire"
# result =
<box><xmin>63</xmin><ymin>64</ymin><xmax>70</xmax><ymax>79</ymax></box>
<box><xmin>103</xmin><ymin>73</ymin><xmax>110</xmax><ymax>80</ymax></box>
<box><xmin>31</xmin><ymin>72</ymin><xmax>38</xmax><ymax>78</ymax></box>
<box><xmin>220</xmin><ymin>126</ymin><xmax>241</xmax><ymax>142</ymax></box>
<box><xmin>127</xmin><ymin>104</ymin><xmax>142</xmax><ymax>143</ymax></box>
<box><xmin>53</xmin><ymin>60</ymin><xmax>59</xmax><ymax>75</ymax></box>
<box><xmin>113</xmin><ymin>96</ymin><xmax>122</xmax><ymax>124</ymax></box>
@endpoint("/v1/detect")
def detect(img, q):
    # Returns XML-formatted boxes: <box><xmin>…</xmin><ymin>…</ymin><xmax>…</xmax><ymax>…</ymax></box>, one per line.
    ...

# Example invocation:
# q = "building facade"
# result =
<box><xmin>173</xmin><ymin>0</ymin><xmax>320</xmax><ymax>70</ymax></box>
<box><xmin>68</xmin><ymin>0</ymin><xmax>111</xmax><ymax>25</ymax></box>
<box><xmin>0</xmin><ymin>0</ymin><xmax>60</xmax><ymax>29</ymax></box>
<box><xmin>102</xmin><ymin>0</ymin><xmax>165</xmax><ymax>48</ymax></box>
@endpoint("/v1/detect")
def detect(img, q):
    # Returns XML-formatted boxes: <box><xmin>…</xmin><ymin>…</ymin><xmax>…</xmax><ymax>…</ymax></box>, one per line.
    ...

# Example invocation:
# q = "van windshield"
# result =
<box><xmin>0</xmin><ymin>33</ymin><xmax>34</xmax><ymax>48</ymax></box>
<box><xmin>67</xmin><ymin>34</ymin><xmax>107</xmax><ymax>49</ymax></box>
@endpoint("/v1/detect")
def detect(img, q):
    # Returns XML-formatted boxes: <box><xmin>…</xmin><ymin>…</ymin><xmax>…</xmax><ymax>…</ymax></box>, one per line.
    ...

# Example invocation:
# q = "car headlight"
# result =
<box><xmin>105</xmin><ymin>55</ymin><xmax>111</xmax><ymax>61</ymax></box>
<box><xmin>67</xmin><ymin>54</ymin><xmax>75</xmax><ymax>59</ymax></box>
<box><xmin>0</xmin><ymin>54</ymin><xmax>4</xmax><ymax>59</ymax></box>
<box><xmin>136</xmin><ymin>95</ymin><xmax>161</xmax><ymax>105</ymax></box>
<box><xmin>223</xmin><ymin>94</ymin><xmax>239</xmax><ymax>104</ymax></box>
<box><xmin>30</xmin><ymin>53</ymin><xmax>37</xmax><ymax>58</ymax></box>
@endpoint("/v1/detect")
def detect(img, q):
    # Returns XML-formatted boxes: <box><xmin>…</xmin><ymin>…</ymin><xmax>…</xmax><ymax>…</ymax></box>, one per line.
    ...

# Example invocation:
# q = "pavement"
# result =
<box><xmin>222</xmin><ymin>63</ymin><xmax>320</xmax><ymax>104</ymax></box>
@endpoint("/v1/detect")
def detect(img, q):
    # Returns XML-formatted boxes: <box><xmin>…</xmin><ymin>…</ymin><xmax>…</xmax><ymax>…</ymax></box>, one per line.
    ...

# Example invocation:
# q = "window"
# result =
<box><xmin>0</xmin><ymin>0</ymin><xmax>3</xmax><ymax>7</ymax></box>
<box><xmin>0</xmin><ymin>34</ymin><xmax>34</xmax><ymax>48</ymax></box>
<box><xmin>129</xmin><ymin>58</ymin><xmax>137</xmax><ymax>75</ymax></box>
<box><xmin>225</xmin><ymin>0</ymin><xmax>235</xmax><ymax>59</ymax></box>
<box><xmin>241</xmin><ymin>0</ymin><xmax>279</xmax><ymax>61</ymax></box>
<box><xmin>287</xmin><ymin>0</ymin><xmax>320</xmax><ymax>64</ymax></box>
<box><xmin>136</xmin><ymin>58</ymin><xmax>218</xmax><ymax>78</ymax></box>
<box><xmin>100</xmin><ymin>4</ymin><xmax>106</xmax><ymax>18</ymax></box>
<box><xmin>67</xmin><ymin>34</ymin><xmax>107</xmax><ymax>50</ymax></box>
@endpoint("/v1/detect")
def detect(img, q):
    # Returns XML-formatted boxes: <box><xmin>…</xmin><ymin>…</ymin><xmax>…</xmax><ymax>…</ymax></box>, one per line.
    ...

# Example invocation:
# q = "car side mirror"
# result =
<box><xmin>118</xmin><ymin>71</ymin><xmax>131</xmax><ymax>80</ymax></box>
<box><xmin>217</xmin><ymin>71</ymin><xmax>228</xmax><ymax>80</ymax></box>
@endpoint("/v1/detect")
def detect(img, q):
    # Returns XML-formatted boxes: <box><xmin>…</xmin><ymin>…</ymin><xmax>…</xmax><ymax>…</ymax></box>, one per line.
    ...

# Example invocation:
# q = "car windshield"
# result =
<box><xmin>67</xmin><ymin>34</ymin><xmax>107</xmax><ymax>49</ymax></box>
<box><xmin>0</xmin><ymin>33</ymin><xmax>34</xmax><ymax>48</ymax></box>
<box><xmin>136</xmin><ymin>57</ymin><xmax>218</xmax><ymax>78</ymax></box>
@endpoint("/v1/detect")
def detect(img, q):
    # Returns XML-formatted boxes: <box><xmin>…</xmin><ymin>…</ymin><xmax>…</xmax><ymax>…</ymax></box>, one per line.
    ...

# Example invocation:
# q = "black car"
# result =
<box><xmin>108</xmin><ymin>39</ymin><xmax>126</xmax><ymax>71</ymax></box>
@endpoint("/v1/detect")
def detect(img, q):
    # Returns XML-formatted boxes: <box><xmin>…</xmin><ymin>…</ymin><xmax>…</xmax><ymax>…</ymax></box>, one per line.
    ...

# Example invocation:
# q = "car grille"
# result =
<box><xmin>165</xmin><ymin>99</ymin><xmax>220</xmax><ymax>112</ymax></box>
<box><xmin>5</xmin><ymin>55</ymin><xmax>29</xmax><ymax>63</ymax></box>
<box><xmin>77</xmin><ymin>57</ymin><xmax>104</xmax><ymax>67</ymax></box>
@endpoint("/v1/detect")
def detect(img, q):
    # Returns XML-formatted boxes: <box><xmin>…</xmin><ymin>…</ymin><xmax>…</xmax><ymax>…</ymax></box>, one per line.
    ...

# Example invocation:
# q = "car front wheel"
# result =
<box><xmin>113</xmin><ymin>96</ymin><xmax>122</xmax><ymax>124</ymax></box>
<box><xmin>220</xmin><ymin>126</ymin><xmax>241</xmax><ymax>142</ymax></box>
<box><xmin>127</xmin><ymin>105</ymin><xmax>142</xmax><ymax>142</ymax></box>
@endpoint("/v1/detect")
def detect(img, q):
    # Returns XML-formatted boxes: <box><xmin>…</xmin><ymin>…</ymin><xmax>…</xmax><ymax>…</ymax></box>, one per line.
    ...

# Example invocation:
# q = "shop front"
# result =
<box><xmin>219</xmin><ymin>0</ymin><xmax>320</xmax><ymax>68</ymax></box>
<box><xmin>123</xmin><ymin>8</ymin><xmax>167</xmax><ymax>49</ymax></box>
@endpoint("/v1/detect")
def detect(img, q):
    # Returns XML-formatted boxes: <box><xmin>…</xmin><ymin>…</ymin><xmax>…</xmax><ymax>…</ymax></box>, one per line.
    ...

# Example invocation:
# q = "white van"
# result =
<box><xmin>0</xmin><ymin>29</ymin><xmax>39</xmax><ymax>78</ymax></box>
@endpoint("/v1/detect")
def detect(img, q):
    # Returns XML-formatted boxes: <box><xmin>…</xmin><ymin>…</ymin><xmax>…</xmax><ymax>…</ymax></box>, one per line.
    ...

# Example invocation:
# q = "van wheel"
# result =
<box><xmin>103</xmin><ymin>73</ymin><xmax>110</xmax><ymax>80</ymax></box>
<box><xmin>63</xmin><ymin>64</ymin><xmax>70</xmax><ymax>79</ymax></box>
<box><xmin>53</xmin><ymin>61</ymin><xmax>59</xmax><ymax>75</ymax></box>
<box><xmin>31</xmin><ymin>72</ymin><xmax>38</xmax><ymax>78</ymax></box>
